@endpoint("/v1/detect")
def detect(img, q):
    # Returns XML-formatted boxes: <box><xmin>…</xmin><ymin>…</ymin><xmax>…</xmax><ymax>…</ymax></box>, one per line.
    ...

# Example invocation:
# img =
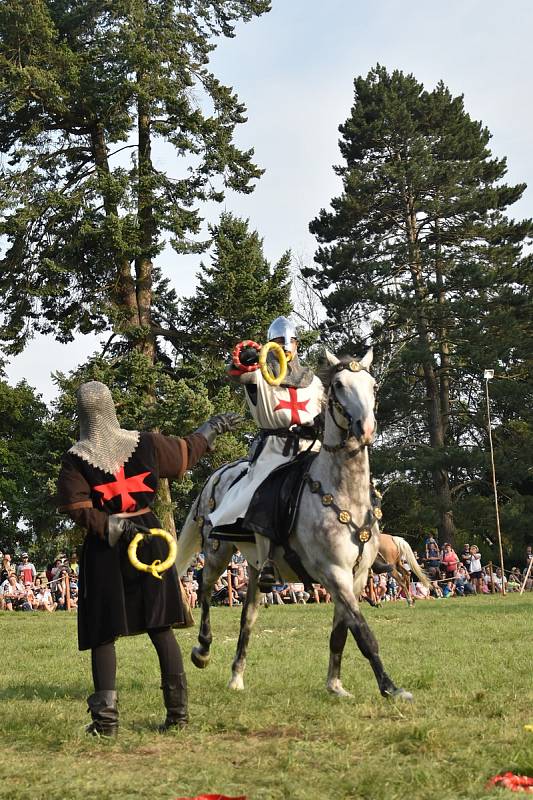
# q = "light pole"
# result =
<box><xmin>484</xmin><ymin>370</ymin><xmax>505</xmax><ymax>595</ymax></box>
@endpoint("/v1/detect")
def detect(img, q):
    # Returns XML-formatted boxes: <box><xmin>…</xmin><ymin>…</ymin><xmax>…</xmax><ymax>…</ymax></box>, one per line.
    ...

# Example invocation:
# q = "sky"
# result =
<box><xmin>4</xmin><ymin>0</ymin><xmax>533</xmax><ymax>403</ymax></box>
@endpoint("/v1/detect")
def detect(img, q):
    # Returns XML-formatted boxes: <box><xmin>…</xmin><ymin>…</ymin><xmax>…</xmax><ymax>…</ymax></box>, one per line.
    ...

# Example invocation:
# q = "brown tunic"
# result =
<box><xmin>57</xmin><ymin>431</ymin><xmax>207</xmax><ymax>650</ymax></box>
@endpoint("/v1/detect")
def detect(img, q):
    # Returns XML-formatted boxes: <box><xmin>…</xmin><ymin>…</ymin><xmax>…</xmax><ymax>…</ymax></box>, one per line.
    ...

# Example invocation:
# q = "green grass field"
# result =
<box><xmin>1</xmin><ymin>595</ymin><xmax>532</xmax><ymax>800</ymax></box>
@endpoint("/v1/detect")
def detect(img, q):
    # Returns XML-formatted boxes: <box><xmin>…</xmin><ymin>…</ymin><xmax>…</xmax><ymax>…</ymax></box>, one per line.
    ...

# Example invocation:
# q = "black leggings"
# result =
<box><xmin>91</xmin><ymin>627</ymin><xmax>184</xmax><ymax>691</ymax></box>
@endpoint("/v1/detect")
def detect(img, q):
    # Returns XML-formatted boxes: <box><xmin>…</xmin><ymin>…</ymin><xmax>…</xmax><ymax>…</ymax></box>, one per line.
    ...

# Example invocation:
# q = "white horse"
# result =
<box><xmin>176</xmin><ymin>350</ymin><xmax>412</xmax><ymax>700</ymax></box>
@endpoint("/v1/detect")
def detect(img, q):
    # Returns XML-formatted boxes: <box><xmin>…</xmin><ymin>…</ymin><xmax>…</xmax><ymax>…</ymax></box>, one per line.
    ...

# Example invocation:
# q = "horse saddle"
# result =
<box><xmin>241</xmin><ymin>451</ymin><xmax>318</xmax><ymax>545</ymax></box>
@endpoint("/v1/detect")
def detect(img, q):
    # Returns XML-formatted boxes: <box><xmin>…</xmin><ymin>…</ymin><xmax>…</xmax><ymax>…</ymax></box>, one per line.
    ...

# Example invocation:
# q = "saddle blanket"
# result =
<box><xmin>210</xmin><ymin>451</ymin><xmax>317</xmax><ymax>545</ymax></box>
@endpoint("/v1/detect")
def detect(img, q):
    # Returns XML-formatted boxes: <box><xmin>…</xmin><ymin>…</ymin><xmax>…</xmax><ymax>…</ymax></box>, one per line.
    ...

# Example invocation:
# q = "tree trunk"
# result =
<box><xmin>90</xmin><ymin>123</ymin><xmax>139</xmax><ymax>328</ymax></box>
<box><xmin>135</xmin><ymin>74</ymin><xmax>175</xmax><ymax>534</ymax></box>
<box><xmin>404</xmin><ymin>197</ymin><xmax>457</xmax><ymax>545</ymax></box>
<box><xmin>135</xmin><ymin>83</ymin><xmax>155</xmax><ymax>364</ymax></box>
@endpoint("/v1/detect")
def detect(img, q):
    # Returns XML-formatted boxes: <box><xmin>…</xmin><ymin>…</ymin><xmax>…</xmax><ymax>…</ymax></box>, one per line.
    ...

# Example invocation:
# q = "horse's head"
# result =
<box><xmin>319</xmin><ymin>349</ymin><xmax>377</xmax><ymax>447</ymax></box>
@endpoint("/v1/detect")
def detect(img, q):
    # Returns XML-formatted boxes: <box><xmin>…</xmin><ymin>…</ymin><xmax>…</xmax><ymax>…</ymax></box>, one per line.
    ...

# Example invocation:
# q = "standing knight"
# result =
<box><xmin>209</xmin><ymin>317</ymin><xmax>325</xmax><ymax>589</ymax></box>
<box><xmin>57</xmin><ymin>381</ymin><xmax>240</xmax><ymax>736</ymax></box>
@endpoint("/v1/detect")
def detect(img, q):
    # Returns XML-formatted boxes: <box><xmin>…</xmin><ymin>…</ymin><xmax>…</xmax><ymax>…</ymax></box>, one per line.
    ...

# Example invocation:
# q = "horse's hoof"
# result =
<box><xmin>191</xmin><ymin>647</ymin><xmax>210</xmax><ymax>669</ymax></box>
<box><xmin>227</xmin><ymin>674</ymin><xmax>245</xmax><ymax>691</ymax></box>
<box><xmin>327</xmin><ymin>680</ymin><xmax>353</xmax><ymax>698</ymax></box>
<box><xmin>385</xmin><ymin>687</ymin><xmax>413</xmax><ymax>702</ymax></box>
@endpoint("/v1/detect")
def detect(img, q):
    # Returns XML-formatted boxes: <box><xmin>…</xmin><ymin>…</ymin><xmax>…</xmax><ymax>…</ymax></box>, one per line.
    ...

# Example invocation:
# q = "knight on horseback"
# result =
<box><xmin>208</xmin><ymin>316</ymin><xmax>325</xmax><ymax>591</ymax></box>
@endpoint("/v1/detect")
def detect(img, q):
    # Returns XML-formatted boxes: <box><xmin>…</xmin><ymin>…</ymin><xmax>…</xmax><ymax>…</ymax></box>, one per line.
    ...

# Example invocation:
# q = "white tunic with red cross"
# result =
<box><xmin>209</xmin><ymin>370</ymin><xmax>324</xmax><ymax>530</ymax></box>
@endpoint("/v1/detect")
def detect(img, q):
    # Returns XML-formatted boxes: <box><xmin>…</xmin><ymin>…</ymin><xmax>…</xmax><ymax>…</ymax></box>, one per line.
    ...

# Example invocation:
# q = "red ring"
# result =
<box><xmin>231</xmin><ymin>340</ymin><xmax>261</xmax><ymax>372</ymax></box>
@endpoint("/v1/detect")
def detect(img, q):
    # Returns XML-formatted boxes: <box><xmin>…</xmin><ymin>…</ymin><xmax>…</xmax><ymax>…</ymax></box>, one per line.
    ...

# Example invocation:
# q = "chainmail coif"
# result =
<box><xmin>69</xmin><ymin>381</ymin><xmax>140</xmax><ymax>475</ymax></box>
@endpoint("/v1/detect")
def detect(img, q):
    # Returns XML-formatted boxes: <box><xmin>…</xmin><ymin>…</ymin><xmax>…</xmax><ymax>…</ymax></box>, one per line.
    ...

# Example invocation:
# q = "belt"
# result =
<box><xmin>115</xmin><ymin>506</ymin><xmax>151</xmax><ymax>518</ymax></box>
<box><xmin>258</xmin><ymin>427</ymin><xmax>319</xmax><ymax>457</ymax></box>
<box><xmin>259</xmin><ymin>427</ymin><xmax>318</xmax><ymax>440</ymax></box>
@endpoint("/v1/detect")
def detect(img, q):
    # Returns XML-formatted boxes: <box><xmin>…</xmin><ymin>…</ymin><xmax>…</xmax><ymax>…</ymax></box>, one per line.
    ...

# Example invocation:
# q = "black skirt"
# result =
<box><xmin>77</xmin><ymin>511</ymin><xmax>186</xmax><ymax>650</ymax></box>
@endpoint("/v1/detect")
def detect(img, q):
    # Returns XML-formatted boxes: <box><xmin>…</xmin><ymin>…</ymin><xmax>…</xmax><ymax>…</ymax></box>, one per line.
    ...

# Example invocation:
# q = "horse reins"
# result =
<box><xmin>323</xmin><ymin>360</ymin><xmax>370</xmax><ymax>457</ymax></box>
<box><xmin>305</xmin><ymin>358</ymin><xmax>382</xmax><ymax>564</ymax></box>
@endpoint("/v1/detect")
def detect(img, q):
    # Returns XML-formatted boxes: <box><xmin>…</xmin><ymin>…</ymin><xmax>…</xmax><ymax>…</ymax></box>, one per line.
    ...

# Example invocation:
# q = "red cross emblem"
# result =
<box><xmin>93</xmin><ymin>467</ymin><xmax>154</xmax><ymax>512</ymax></box>
<box><xmin>273</xmin><ymin>387</ymin><xmax>309</xmax><ymax>426</ymax></box>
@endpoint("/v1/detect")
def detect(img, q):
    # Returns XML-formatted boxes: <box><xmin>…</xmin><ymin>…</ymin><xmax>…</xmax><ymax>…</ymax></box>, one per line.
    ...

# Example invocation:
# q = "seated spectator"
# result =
<box><xmin>230</xmin><ymin>569</ymin><xmax>248</xmax><ymax>605</ymax></box>
<box><xmin>442</xmin><ymin>580</ymin><xmax>455</xmax><ymax>598</ymax></box>
<box><xmin>0</xmin><ymin>573</ymin><xmax>27</xmax><ymax>610</ymax></box>
<box><xmin>287</xmin><ymin>583</ymin><xmax>309</xmax><ymax>604</ymax></box>
<box><xmin>454</xmin><ymin>564</ymin><xmax>475</xmax><ymax>596</ymax></box>
<box><xmin>482</xmin><ymin>569</ymin><xmax>492</xmax><ymax>593</ymax></box>
<box><xmin>267</xmin><ymin>584</ymin><xmax>286</xmax><ymax>605</ymax></box>
<box><xmin>374</xmin><ymin>573</ymin><xmax>388</xmax><ymax>603</ymax></box>
<box><xmin>23</xmin><ymin>581</ymin><xmax>37</xmax><ymax>609</ymax></box>
<box><xmin>33</xmin><ymin>578</ymin><xmax>57</xmax><ymax>612</ymax></box>
<box><xmin>212</xmin><ymin>574</ymin><xmax>240</xmax><ymax>606</ymax></box>
<box><xmin>386</xmin><ymin>574</ymin><xmax>399</xmax><ymax>601</ymax></box>
<box><xmin>522</xmin><ymin>564</ymin><xmax>533</xmax><ymax>592</ymax></box>
<box><xmin>51</xmin><ymin>572</ymin><xmax>68</xmax><ymax>610</ymax></box>
<box><xmin>69</xmin><ymin>578</ymin><xmax>79</xmax><ymax>609</ymax></box>
<box><xmin>182</xmin><ymin>569</ymin><xmax>199</xmax><ymax>608</ymax></box>
<box><xmin>493</xmin><ymin>567</ymin><xmax>507</xmax><ymax>593</ymax></box>
<box><xmin>193</xmin><ymin>554</ymin><xmax>205</xmax><ymax>583</ymax></box>
<box><xmin>429</xmin><ymin>580</ymin><xmax>444</xmax><ymax>599</ymax></box>
<box><xmin>17</xmin><ymin>553</ymin><xmax>37</xmax><ymax>585</ymax></box>
<box><xmin>311</xmin><ymin>584</ymin><xmax>331</xmax><ymax>604</ymax></box>
<box><xmin>507</xmin><ymin>568</ymin><xmax>521</xmax><ymax>592</ymax></box>
<box><xmin>413</xmin><ymin>581</ymin><xmax>430</xmax><ymax>599</ymax></box>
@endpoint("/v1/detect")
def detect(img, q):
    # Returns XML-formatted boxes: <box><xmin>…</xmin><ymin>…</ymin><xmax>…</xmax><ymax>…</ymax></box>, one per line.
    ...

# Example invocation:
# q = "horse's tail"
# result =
<box><xmin>393</xmin><ymin>536</ymin><xmax>431</xmax><ymax>588</ymax></box>
<box><xmin>175</xmin><ymin>501</ymin><xmax>203</xmax><ymax>577</ymax></box>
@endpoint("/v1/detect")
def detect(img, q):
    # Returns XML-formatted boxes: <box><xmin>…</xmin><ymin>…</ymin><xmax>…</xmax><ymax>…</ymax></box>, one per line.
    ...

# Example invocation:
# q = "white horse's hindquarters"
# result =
<box><xmin>175</xmin><ymin>512</ymin><xmax>203</xmax><ymax>576</ymax></box>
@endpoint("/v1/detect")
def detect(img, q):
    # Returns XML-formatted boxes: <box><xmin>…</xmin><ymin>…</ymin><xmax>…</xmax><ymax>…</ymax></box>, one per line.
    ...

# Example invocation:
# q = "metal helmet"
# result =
<box><xmin>267</xmin><ymin>316</ymin><xmax>298</xmax><ymax>352</ymax></box>
<box><xmin>69</xmin><ymin>381</ymin><xmax>139</xmax><ymax>475</ymax></box>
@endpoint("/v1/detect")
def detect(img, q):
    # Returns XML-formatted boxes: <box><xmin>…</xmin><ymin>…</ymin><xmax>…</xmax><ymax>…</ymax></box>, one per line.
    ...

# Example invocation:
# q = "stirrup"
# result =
<box><xmin>258</xmin><ymin>561</ymin><xmax>277</xmax><ymax>593</ymax></box>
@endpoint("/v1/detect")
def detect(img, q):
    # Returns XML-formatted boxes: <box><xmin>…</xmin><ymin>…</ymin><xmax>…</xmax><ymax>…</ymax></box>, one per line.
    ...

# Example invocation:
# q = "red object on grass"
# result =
<box><xmin>487</xmin><ymin>772</ymin><xmax>533</xmax><ymax>793</ymax></box>
<box><xmin>175</xmin><ymin>795</ymin><xmax>247</xmax><ymax>800</ymax></box>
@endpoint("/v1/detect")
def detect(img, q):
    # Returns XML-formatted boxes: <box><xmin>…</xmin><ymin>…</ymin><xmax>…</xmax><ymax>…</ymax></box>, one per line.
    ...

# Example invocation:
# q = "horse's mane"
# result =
<box><xmin>316</xmin><ymin>354</ymin><xmax>359</xmax><ymax>388</ymax></box>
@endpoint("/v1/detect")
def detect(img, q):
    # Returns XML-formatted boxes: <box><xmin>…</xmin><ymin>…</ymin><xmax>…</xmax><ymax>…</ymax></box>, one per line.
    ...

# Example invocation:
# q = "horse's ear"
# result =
<box><xmin>359</xmin><ymin>347</ymin><xmax>373</xmax><ymax>370</ymax></box>
<box><xmin>324</xmin><ymin>349</ymin><xmax>340</xmax><ymax>367</ymax></box>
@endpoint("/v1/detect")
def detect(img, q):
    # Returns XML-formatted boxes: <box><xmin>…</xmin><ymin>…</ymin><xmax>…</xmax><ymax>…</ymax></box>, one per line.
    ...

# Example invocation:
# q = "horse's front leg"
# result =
<box><xmin>326</xmin><ymin>605</ymin><xmax>351</xmax><ymax>697</ymax></box>
<box><xmin>191</xmin><ymin>544</ymin><xmax>232</xmax><ymax>669</ymax></box>
<box><xmin>328</xmin><ymin>568</ymin><xmax>412</xmax><ymax>701</ymax></box>
<box><xmin>228</xmin><ymin>566</ymin><xmax>261</xmax><ymax>691</ymax></box>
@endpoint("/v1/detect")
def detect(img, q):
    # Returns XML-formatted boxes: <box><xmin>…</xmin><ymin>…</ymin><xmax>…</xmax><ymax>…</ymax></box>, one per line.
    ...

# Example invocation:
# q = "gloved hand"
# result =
<box><xmin>195</xmin><ymin>412</ymin><xmax>243</xmax><ymax>449</ymax></box>
<box><xmin>240</xmin><ymin>347</ymin><xmax>259</xmax><ymax>366</ymax></box>
<box><xmin>107</xmin><ymin>515</ymin><xmax>139</xmax><ymax>548</ymax></box>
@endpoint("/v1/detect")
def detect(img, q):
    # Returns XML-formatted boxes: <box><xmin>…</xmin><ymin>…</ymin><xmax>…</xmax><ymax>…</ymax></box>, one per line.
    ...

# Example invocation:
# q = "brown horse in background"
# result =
<box><xmin>376</xmin><ymin>533</ymin><xmax>430</xmax><ymax>606</ymax></box>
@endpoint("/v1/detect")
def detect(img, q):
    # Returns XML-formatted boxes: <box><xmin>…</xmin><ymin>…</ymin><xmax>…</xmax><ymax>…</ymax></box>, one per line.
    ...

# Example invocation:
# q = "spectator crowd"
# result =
<box><xmin>0</xmin><ymin>551</ymin><xmax>79</xmax><ymax>612</ymax></box>
<box><xmin>368</xmin><ymin>537</ymin><xmax>533</xmax><ymax>604</ymax></box>
<box><xmin>2</xmin><ymin>540</ymin><xmax>531</xmax><ymax>613</ymax></box>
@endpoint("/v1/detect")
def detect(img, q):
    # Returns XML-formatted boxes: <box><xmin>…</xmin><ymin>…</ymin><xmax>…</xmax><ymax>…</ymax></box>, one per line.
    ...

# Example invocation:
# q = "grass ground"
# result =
<box><xmin>0</xmin><ymin>594</ymin><xmax>532</xmax><ymax>800</ymax></box>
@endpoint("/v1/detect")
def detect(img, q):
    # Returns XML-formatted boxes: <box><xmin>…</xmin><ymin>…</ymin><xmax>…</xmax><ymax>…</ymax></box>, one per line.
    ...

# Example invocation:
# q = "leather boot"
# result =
<box><xmin>159</xmin><ymin>674</ymin><xmax>188</xmax><ymax>732</ymax></box>
<box><xmin>86</xmin><ymin>690</ymin><xmax>119</xmax><ymax>737</ymax></box>
<box><xmin>258</xmin><ymin>559</ymin><xmax>277</xmax><ymax>593</ymax></box>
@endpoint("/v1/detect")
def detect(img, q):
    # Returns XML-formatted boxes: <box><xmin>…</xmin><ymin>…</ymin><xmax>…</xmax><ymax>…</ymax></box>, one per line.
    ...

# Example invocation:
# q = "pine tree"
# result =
<box><xmin>184</xmin><ymin>212</ymin><xmax>292</xmax><ymax>359</ymax></box>
<box><xmin>307</xmin><ymin>65</ymin><xmax>533</xmax><ymax>546</ymax></box>
<box><xmin>0</xmin><ymin>0</ymin><xmax>270</xmax><ymax>361</ymax></box>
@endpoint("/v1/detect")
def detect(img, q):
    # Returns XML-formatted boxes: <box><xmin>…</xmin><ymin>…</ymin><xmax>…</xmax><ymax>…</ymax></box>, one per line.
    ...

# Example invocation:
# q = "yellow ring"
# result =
<box><xmin>259</xmin><ymin>341</ymin><xmax>288</xmax><ymax>386</ymax></box>
<box><xmin>127</xmin><ymin>528</ymin><xmax>177</xmax><ymax>580</ymax></box>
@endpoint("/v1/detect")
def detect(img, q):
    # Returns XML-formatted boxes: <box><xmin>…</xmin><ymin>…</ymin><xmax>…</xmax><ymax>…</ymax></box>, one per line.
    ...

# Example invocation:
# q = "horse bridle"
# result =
<box><xmin>323</xmin><ymin>360</ymin><xmax>371</xmax><ymax>455</ymax></box>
